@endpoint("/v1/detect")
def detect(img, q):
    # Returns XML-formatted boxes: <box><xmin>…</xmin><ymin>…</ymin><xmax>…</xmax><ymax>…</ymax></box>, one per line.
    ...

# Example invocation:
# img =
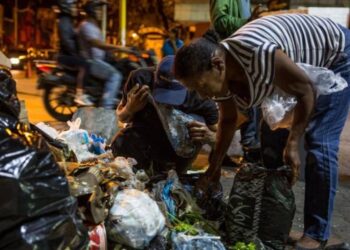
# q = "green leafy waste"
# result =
<box><xmin>229</xmin><ymin>242</ymin><xmax>257</xmax><ymax>250</ymax></box>
<box><xmin>168</xmin><ymin>212</ymin><xmax>220</xmax><ymax>236</ymax></box>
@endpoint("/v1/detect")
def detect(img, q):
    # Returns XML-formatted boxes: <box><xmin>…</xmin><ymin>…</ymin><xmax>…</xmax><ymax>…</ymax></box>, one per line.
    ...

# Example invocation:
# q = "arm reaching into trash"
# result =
<box><xmin>196</xmin><ymin>99</ymin><xmax>238</xmax><ymax>192</ymax></box>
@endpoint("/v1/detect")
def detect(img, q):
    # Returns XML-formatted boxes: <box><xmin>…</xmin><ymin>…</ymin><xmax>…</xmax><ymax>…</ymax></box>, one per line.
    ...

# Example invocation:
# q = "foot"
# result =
<box><xmin>75</xmin><ymin>94</ymin><xmax>93</xmax><ymax>106</ymax></box>
<box><xmin>296</xmin><ymin>235</ymin><xmax>326</xmax><ymax>250</ymax></box>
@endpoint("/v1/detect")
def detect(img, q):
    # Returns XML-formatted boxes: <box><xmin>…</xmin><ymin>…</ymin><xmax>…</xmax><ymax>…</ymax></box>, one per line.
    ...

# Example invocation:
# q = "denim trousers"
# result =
<box><xmin>303</xmin><ymin>25</ymin><xmax>350</xmax><ymax>241</ymax></box>
<box><xmin>89</xmin><ymin>59</ymin><xmax>122</xmax><ymax>109</ymax></box>
<box><xmin>240</xmin><ymin>106</ymin><xmax>260</xmax><ymax>148</ymax></box>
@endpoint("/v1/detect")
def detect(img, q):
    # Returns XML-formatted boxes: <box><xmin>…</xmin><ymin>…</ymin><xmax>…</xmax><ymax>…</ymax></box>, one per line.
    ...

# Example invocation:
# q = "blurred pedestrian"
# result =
<box><xmin>162</xmin><ymin>27</ymin><xmax>184</xmax><ymax>57</ymax></box>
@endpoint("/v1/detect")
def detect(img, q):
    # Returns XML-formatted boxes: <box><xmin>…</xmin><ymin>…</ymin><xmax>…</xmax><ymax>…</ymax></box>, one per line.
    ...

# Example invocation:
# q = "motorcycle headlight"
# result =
<box><xmin>10</xmin><ymin>58</ymin><xmax>20</xmax><ymax>65</ymax></box>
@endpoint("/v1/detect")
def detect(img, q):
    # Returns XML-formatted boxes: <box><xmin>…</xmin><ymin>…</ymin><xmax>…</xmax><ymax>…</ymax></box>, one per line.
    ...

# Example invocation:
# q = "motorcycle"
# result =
<box><xmin>36</xmin><ymin>49</ymin><xmax>157</xmax><ymax>121</ymax></box>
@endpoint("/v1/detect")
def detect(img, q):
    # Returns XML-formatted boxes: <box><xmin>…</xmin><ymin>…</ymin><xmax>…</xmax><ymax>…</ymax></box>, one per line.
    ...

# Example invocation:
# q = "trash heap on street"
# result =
<box><xmin>1</xmin><ymin>108</ymin><xmax>296</xmax><ymax>249</ymax></box>
<box><xmin>0</xmin><ymin>60</ymin><xmax>299</xmax><ymax>249</ymax></box>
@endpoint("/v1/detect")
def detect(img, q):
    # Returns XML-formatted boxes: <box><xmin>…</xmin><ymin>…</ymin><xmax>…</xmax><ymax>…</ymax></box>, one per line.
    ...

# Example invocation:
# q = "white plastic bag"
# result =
<box><xmin>35</xmin><ymin>122</ymin><xmax>59</xmax><ymax>139</ymax></box>
<box><xmin>297</xmin><ymin>63</ymin><xmax>348</xmax><ymax>96</ymax></box>
<box><xmin>262</xmin><ymin>64</ymin><xmax>348</xmax><ymax>130</ymax></box>
<box><xmin>57</xmin><ymin>118</ymin><xmax>95</xmax><ymax>162</ymax></box>
<box><xmin>106</xmin><ymin>189</ymin><xmax>166</xmax><ymax>249</ymax></box>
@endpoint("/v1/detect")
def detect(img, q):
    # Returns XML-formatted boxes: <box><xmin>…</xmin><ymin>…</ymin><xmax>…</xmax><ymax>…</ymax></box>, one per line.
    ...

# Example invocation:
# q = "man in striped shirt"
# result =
<box><xmin>210</xmin><ymin>0</ymin><xmax>263</xmax><ymax>163</ymax></box>
<box><xmin>174</xmin><ymin>14</ymin><xmax>350</xmax><ymax>249</ymax></box>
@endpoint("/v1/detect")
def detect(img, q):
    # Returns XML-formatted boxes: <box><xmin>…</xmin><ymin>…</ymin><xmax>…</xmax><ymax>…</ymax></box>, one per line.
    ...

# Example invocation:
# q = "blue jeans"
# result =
<box><xmin>240</xmin><ymin>107</ymin><xmax>260</xmax><ymax>148</ymax></box>
<box><xmin>89</xmin><ymin>59</ymin><xmax>122</xmax><ymax>109</ymax></box>
<box><xmin>304</xmin><ymin>26</ymin><xmax>350</xmax><ymax>241</ymax></box>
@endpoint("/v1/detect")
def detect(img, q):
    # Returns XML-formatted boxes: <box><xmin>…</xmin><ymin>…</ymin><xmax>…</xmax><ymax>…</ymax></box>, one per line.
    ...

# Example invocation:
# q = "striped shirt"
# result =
<box><xmin>221</xmin><ymin>14</ymin><xmax>346</xmax><ymax>108</ymax></box>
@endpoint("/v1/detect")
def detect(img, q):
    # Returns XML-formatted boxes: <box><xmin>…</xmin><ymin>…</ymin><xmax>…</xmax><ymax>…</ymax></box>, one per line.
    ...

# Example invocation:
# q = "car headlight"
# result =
<box><xmin>10</xmin><ymin>58</ymin><xmax>20</xmax><ymax>65</ymax></box>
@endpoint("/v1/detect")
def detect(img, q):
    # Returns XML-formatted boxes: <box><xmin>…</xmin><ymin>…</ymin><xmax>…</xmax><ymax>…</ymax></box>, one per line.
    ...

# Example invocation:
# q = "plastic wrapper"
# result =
<box><xmin>225</xmin><ymin>163</ymin><xmax>295</xmax><ymax>250</ymax></box>
<box><xmin>89</xmin><ymin>133</ymin><xmax>106</xmax><ymax>155</ymax></box>
<box><xmin>58</xmin><ymin>118</ymin><xmax>96</xmax><ymax>162</ymax></box>
<box><xmin>297</xmin><ymin>63</ymin><xmax>348</xmax><ymax>96</ymax></box>
<box><xmin>68</xmin><ymin>167</ymin><xmax>107</xmax><ymax>225</ymax></box>
<box><xmin>88</xmin><ymin>223</ymin><xmax>107</xmax><ymax>250</ymax></box>
<box><xmin>153</xmin><ymin>170</ymin><xmax>202</xmax><ymax>219</ymax></box>
<box><xmin>106</xmin><ymin>189</ymin><xmax>166</xmax><ymax>249</ymax></box>
<box><xmin>72</xmin><ymin>107</ymin><xmax>119</xmax><ymax>144</ymax></box>
<box><xmin>171</xmin><ymin>232</ymin><xmax>226</xmax><ymax>250</ymax></box>
<box><xmin>261</xmin><ymin>88</ymin><xmax>296</xmax><ymax>130</ymax></box>
<box><xmin>35</xmin><ymin>121</ymin><xmax>59</xmax><ymax>139</ymax></box>
<box><xmin>106</xmin><ymin>157</ymin><xmax>148</xmax><ymax>190</ymax></box>
<box><xmin>0</xmin><ymin>115</ymin><xmax>88</xmax><ymax>249</ymax></box>
<box><xmin>262</xmin><ymin>63</ymin><xmax>348</xmax><ymax>130</ymax></box>
<box><xmin>148</xmin><ymin>95</ymin><xmax>203</xmax><ymax>158</ymax></box>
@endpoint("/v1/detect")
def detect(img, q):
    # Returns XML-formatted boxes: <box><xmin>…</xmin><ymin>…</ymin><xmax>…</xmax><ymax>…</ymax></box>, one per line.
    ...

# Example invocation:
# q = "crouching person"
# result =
<box><xmin>110</xmin><ymin>56</ymin><xmax>219</xmax><ymax>173</ymax></box>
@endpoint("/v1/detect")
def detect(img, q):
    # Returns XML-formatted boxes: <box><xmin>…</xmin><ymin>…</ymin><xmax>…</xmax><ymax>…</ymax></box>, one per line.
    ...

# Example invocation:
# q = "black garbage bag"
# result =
<box><xmin>225</xmin><ymin>163</ymin><xmax>295</xmax><ymax>250</ymax></box>
<box><xmin>0</xmin><ymin>69</ymin><xmax>88</xmax><ymax>249</ymax></box>
<box><xmin>0</xmin><ymin>118</ymin><xmax>89</xmax><ymax>249</ymax></box>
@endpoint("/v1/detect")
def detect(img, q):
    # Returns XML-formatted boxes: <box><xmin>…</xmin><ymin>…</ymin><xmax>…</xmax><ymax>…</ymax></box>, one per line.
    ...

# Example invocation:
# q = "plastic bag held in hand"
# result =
<box><xmin>262</xmin><ymin>63</ymin><xmax>348</xmax><ymax>130</ymax></box>
<box><xmin>297</xmin><ymin>63</ymin><xmax>348</xmax><ymax>96</ymax></box>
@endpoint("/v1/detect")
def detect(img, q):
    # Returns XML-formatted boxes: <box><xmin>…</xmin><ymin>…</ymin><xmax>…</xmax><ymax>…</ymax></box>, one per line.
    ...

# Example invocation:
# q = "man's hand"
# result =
<box><xmin>284</xmin><ymin>140</ymin><xmax>301</xmax><ymax>185</ymax></box>
<box><xmin>195</xmin><ymin>167</ymin><xmax>221</xmax><ymax>198</ymax></box>
<box><xmin>125</xmin><ymin>84</ymin><xmax>150</xmax><ymax>114</ymax></box>
<box><xmin>187</xmin><ymin>121</ymin><xmax>215</xmax><ymax>146</ymax></box>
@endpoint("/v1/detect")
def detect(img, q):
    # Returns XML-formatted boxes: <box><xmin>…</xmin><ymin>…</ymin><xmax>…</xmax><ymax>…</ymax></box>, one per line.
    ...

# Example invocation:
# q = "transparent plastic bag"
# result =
<box><xmin>171</xmin><ymin>232</ymin><xmax>225</xmax><ymax>250</ymax></box>
<box><xmin>106</xmin><ymin>189</ymin><xmax>166</xmax><ymax>249</ymax></box>
<box><xmin>107</xmin><ymin>157</ymin><xmax>148</xmax><ymax>190</ymax></box>
<box><xmin>58</xmin><ymin>118</ymin><xmax>96</xmax><ymax>162</ymax></box>
<box><xmin>297</xmin><ymin>63</ymin><xmax>348</xmax><ymax>96</ymax></box>
<box><xmin>262</xmin><ymin>64</ymin><xmax>348</xmax><ymax>130</ymax></box>
<box><xmin>261</xmin><ymin>89</ymin><xmax>296</xmax><ymax>130</ymax></box>
<box><xmin>36</xmin><ymin>122</ymin><xmax>59</xmax><ymax>139</ymax></box>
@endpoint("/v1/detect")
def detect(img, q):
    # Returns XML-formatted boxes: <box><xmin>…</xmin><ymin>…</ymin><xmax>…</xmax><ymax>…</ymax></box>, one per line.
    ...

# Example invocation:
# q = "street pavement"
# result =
<box><xmin>13</xmin><ymin>70</ymin><xmax>350</xmax><ymax>245</ymax></box>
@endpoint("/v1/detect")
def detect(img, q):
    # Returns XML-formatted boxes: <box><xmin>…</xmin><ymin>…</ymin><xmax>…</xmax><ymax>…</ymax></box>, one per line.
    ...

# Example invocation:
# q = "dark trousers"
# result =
<box><xmin>110</xmin><ymin>126</ymin><xmax>194</xmax><ymax>173</ymax></box>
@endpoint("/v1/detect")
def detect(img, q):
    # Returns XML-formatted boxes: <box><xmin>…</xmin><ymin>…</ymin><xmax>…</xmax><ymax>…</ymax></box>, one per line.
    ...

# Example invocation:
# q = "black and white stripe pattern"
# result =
<box><xmin>221</xmin><ymin>14</ymin><xmax>345</xmax><ymax>108</ymax></box>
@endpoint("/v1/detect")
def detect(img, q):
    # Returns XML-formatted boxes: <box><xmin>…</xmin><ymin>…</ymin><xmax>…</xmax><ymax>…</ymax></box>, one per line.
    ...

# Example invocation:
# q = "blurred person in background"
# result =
<box><xmin>57</xmin><ymin>0</ymin><xmax>92</xmax><ymax>105</ymax></box>
<box><xmin>78</xmin><ymin>0</ymin><xmax>130</xmax><ymax>109</ymax></box>
<box><xmin>162</xmin><ymin>27</ymin><xmax>184</xmax><ymax>57</ymax></box>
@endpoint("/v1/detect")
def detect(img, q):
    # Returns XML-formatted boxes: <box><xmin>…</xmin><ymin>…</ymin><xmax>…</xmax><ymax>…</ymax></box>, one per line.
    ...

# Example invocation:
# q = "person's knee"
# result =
<box><xmin>110</xmin><ymin>133</ymin><xmax>126</xmax><ymax>157</ymax></box>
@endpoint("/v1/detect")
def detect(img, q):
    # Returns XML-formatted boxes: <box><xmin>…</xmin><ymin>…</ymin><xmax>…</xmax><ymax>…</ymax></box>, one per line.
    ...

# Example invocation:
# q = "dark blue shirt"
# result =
<box><xmin>162</xmin><ymin>39</ymin><xmax>184</xmax><ymax>57</ymax></box>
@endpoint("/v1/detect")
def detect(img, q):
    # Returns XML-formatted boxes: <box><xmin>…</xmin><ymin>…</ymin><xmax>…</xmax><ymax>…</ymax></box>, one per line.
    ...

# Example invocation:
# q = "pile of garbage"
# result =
<box><xmin>1</xmin><ymin>102</ymin><xmax>296</xmax><ymax>250</ymax></box>
<box><xmin>13</xmin><ymin>117</ymin><xmax>229</xmax><ymax>250</ymax></box>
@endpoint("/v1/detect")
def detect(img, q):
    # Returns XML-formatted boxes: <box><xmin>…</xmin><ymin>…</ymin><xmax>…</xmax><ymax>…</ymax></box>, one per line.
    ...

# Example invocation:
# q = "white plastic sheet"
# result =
<box><xmin>107</xmin><ymin>189</ymin><xmax>166</xmax><ymax>249</ymax></box>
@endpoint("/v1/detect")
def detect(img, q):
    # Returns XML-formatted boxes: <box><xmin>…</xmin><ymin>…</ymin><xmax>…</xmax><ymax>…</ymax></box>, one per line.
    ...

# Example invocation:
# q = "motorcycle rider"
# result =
<box><xmin>57</xmin><ymin>0</ymin><xmax>92</xmax><ymax>106</ymax></box>
<box><xmin>78</xmin><ymin>0</ymin><xmax>131</xmax><ymax>109</ymax></box>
